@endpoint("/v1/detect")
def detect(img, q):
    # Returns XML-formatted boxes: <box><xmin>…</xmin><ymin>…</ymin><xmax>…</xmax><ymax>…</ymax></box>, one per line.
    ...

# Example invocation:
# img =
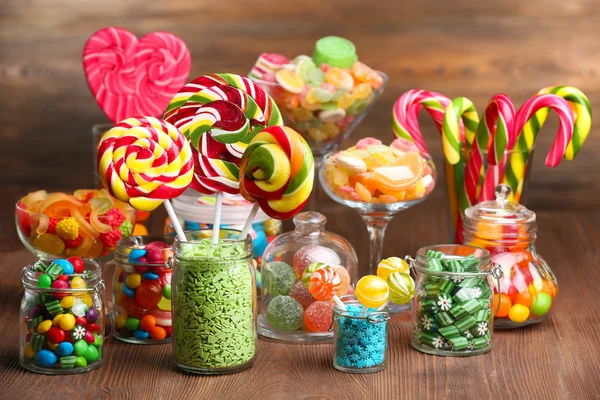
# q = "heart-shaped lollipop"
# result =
<box><xmin>83</xmin><ymin>27</ymin><xmax>191</xmax><ymax>123</ymax></box>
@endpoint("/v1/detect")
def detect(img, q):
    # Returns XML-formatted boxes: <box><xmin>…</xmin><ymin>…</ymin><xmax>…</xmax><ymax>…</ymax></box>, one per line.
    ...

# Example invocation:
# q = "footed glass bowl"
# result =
<box><xmin>16</xmin><ymin>189</ymin><xmax>135</xmax><ymax>261</ymax></box>
<box><xmin>250</xmin><ymin>71</ymin><xmax>388</xmax><ymax>161</ymax></box>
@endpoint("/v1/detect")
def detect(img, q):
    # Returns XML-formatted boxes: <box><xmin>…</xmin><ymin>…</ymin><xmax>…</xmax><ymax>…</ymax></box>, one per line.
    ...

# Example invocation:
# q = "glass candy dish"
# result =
<box><xmin>16</xmin><ymin>189</ymin><xmax>135</xmax><ymax>261</ymax></box>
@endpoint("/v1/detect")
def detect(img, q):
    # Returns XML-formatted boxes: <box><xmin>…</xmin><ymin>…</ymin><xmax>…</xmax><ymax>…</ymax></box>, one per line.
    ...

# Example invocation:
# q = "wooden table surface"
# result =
<box><xmin>1</xmin><ymin>0</ymin><xmax>600</xmax><ymax>399</ymax></box>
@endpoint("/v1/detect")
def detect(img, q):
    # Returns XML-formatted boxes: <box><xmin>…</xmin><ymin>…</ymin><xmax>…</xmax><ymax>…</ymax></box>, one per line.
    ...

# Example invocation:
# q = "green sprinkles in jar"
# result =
<box><xmin>173</xmin><ymin>237</ymin><xmax>255</xmax><ymax>370</ymax></box>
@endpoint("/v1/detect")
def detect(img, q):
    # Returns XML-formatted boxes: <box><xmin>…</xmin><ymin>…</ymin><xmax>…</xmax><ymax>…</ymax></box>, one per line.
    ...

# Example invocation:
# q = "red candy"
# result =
<box><xmin>56</xmin><ymin>275</ymin><xmax>70</xmax><ymax>281</ymax></box>
<box><xmin>105</xmin><ymin>208</ymin><xmax>126</xmax><ymax>228</ymax></box>
<box><xmin>83</xmin><ymin>331</ymin><xmax>95</xmax><ymax>344</ymax></box>
<box><xmin>51</xmin><ymin>280</ymin><xmax>69</xmax><ymax>298</ymax></box>
<box><xmin>47</xmin><ymin>327</ymin><xmax>65</xmax><ymax>343</ymax></box>
<box><xmin>304</xmin><ymin>301</ymin><xmax>334</xmax><ymax>332</ymax></box>
<box><xmin>120</xmin><ymin>296</ymin><xmax>151</xmax><ymax>319</ymax></box>
<box><xmin>75</xmin><ymin>317</ymin><xmax>87</xmax><ymax>326</ymax></box>
<box><xmin>17</xmin><ymin>202</ymin><xmax>31</xmax><ymax>236</ymax></box>
<box><xmin>63</xmin><ymin>235</ymin><xmax>83</xmax><ymax>249</ymax></box>
<box><xmin>164</xmin><ymin>326</ymin><xmax>172</xmax><ymax>337</ymax></box>
<box><xmin>47</xmin><ymin>218</ymin><xmax>59</xmax><ymax>234</ymax></box>
<box><xmin>136</xmin><ymin>281</ymin><xmax>163</xmax><ymax>308</ymax></box>
<box><xmin>99</xmin><ymin>229</ymin><xmax>122</xmax><ymax>248</ymax></box>
<box><xmin>86</xmin><ymin>323</ymin><xmax>100</xmax><ymax>333</ymax></box>
<box><xmin>67</xmin><ymin>256</ymin><xmax>85</xmax><ymax>274</ymax></box>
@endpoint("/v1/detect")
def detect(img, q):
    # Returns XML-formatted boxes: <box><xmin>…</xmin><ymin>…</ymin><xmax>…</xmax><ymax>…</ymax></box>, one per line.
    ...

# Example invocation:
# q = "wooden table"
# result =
<box><xmin>1</xmin><ymin>0</ymin><xmax>600</xmax><ymax>398</ymax></box>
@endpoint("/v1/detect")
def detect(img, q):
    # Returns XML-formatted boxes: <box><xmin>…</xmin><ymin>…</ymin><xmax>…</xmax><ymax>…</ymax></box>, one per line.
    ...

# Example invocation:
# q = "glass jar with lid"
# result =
<box><xmin>112</xmin><ymin>235</ymin><xmax>174</xmax><ymax>344</ymax></box>
<box><xmin>258</xmin><ymin>211</ymin><xmax>358</xmax><ymax>342</ymax></box>
<box><xmin>171</xmin><ymin>229</ymin><xmax>256</xmax><ymax>374</ymax></box>
<box><xmin>410</xmin><ymin>244</ymin><xmax>502</xmax><ymax>356</ymax></box>
<box><xmin>20</xmin><ymin>258</ymin><xmax>107</xmax><ymax>374</ymax></box>
<box><xmin>462</xmin><ymin>184</ymin><xmax>558</xmax><ymax>328</ymax></box>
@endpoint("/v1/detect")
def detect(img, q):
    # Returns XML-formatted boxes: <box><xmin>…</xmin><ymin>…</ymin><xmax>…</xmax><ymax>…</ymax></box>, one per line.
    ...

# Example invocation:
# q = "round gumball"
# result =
<box><xmin>514</xmin><ymin>291</ymin><xmax>533</xmax><ymax>308</ymax></box>
<box><xmin>73</xmin><ymin>340</ymin><xmax>88</xmax><ymax>357</ymax></box>
<box><xmin>85</xmin><ymin>307</ymin><xmax>99</xmax><ymax>323</ymax></box>
<box><xmin>140</xmin><ymin>315</ymin><xmax>157</xmax><ymax>332</ymax></box>
<box><xmin>126</xmin><ymin>273</ymin><xmax>142</xmax><ymax>289</ymax></box>
<box><xmin>531</xmin><ymin>292</ymin><xmax>552</xmax><ymax>317</ymax></box>
<box><xmin>508</xmin><ymin>304</ymin><xmax>530</xmax><ymax>323</ymax></box>
<box><xmin>67</xmin><ymin>256</ymin><xmax>84</xmax><ymax>273</ymax></box>
<box><xmin>34</xmin><ymin>350</ymin><xmax>58</xmax><ymax>367</ymax></box>
<box><xmin>75</xmin><ymin>357</ymin><xmax>87</xmax><ymax>367</ymax></box>
<box><xmin>75</xmin><ymin>316</ymin><xmax>87</xmax><ymax>326</ymax></box>
<box><xmin>86</xmin><ymin>323</ymin><xmax>100</xmax><ymax>333</ymax></box>
<box><xmin>54</xmin><ymin>259</ymin><xmax>74</xmax><ymax>275</ymax></box>
<box><xmin>59</xmin><ymin>314</ymin><xmax>76</xmax><ymax>331</ymax></box>
<box><xmin>150</xmin><ymin>326</ymin><xmax>167</xmax><ymax>341</ymax></box>
<box><xmin>37</xmin><ymin>274</ymin><xmax>52</xmax><ymax>288</ymax></box>
<box><xmin>47</xmin><ymin>327</ymin><xmax>65</xmax><ymax>343</ymax></box>
<box><xmin>125</xmin><ymin>317</ymin><xmax>140</xmax><ymax>331</ymax></box>
<box><xmin>134</xmin><ymin>329</ymin><xmax>150</xmax><ymax>339</ymax></box>
<box><xmin>55</xmin><ymin>342</ymin><xmax>74</xmax><ymax>357</ymax></box>
<box><xmin>84</xmin><ymin>345</ymin><xmax>100</xmax><ymax>362</ymax></box>
<box><xmin>83</xmin><ymin>331</ymin><xmax>95</xmax><ymax>344</ymax></box>
<box><xmin>136</xmin><ymin>281</ymin><xmax>163</xmax><ymax>308</ymax></box>
<box><xmin>493</xmin><ymin>294</ymin><xmax>512</xmax><ymax>318</ymax></box>
<box><xmin>163</xmin><ymin>284</ymin><xmax>171</xmax><ymax>300</ymax></box>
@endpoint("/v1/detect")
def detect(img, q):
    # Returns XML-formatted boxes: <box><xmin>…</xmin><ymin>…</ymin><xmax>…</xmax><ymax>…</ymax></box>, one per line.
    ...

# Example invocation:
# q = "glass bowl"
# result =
<box><xmin>249</xmin><ymin>71</ymin><xmax>388</xmax><ymax>161</ymax></box>
<box><xmin>16</xmin><ymin>189</ymin><xmax>136</xmax><ymax>261</ymax></box>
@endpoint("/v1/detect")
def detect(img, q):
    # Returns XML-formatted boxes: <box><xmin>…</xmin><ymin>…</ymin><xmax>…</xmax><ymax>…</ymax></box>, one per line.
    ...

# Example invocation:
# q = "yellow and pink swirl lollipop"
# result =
<box><xmin>97</xmin><ymin>116</ymin><xmax>193</xmax><ymax>240</ymax></box>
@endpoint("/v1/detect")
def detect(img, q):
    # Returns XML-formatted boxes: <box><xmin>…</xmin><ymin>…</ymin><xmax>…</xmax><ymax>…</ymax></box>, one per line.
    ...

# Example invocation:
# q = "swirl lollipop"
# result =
<box><xmin>239</xmin><ymin>126</ymin><xmax>315</xmax><ymax>222</ymax></box>
<box><xmin>308</xmin><ymin>267</ymin><xmax>345</xmax><ymax>309</ymax></box>
<box><xmin>165</xmin><ymin>73</ymin><xmax>284</xmax><ymax>243</ymax></box>
<box><xmin>97</xmin><ymin>116</ymin><xmax>193</xmax><ymax>240</ymax></box>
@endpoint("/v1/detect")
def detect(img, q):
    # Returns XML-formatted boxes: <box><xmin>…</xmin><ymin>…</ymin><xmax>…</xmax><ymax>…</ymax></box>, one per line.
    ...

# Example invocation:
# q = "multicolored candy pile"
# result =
<box><xmin>114</xmin><ymin>240</ymin><xmax>173</xmax><ymax>343</ymax></box>
<box><xmin>22</xmin><ymin>258</ymin><xmax>104</xmax><ymax>372</ymax></box>
<box><xmin>322</xmin><ymin>137</ymin><xmax>435</xmax><ymax>204</ymax></box>
<box><xmin>249</xmin><ymin>36</ymin><xmax>385</xmax><ymax>150</ymax></box>
<box><xmin>265</xmin><ymin>244</ymin><xmax>352</xmax><ymax>333</ymax></box>
<box><xmin>17</xmin><ymin>190</ymin><xmax>135</xmax><ymax>259</ymax></box>
<box><xmin>413</xmin><ymin>251</ymin><xmax>493</xmax><ymax>353</ymax></box>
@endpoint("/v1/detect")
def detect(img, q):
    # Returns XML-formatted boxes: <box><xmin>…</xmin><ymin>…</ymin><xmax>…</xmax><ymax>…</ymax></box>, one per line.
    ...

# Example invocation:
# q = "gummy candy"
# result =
<box><xmin>263</xmin><ymin>261</ymin><xmax>297</xmax><ymax>296</ymax></box>
<box><xmin>266</xmin><ymin>295</ymin><xmax>304</xmax><ymax>331</ymax></box>
<box><xmin>293</xmin><ymin>245</ymin><xmax>341</xmax><ymax>278</ymax></box>
<box><xmin>304</xmin><ymin>301</ymin><xmax>334</xmax><ymax>332</ymax></box>
<box><xmin>289</xmin><ymin>280</ymin><xmax>316</xmax><ymax>309</ymax></box>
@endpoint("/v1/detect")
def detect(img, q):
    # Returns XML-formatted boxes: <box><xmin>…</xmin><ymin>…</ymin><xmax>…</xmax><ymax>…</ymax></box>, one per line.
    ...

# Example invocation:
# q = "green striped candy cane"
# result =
<box><xmin>442</xmin><ymin>97</ymin><xmax>480</xmax><ymax>219</ymax></box>
<box><xmin>503</xmin><ymin>86</ymin><xmax>591</xmax><ymax>202</ymax></box>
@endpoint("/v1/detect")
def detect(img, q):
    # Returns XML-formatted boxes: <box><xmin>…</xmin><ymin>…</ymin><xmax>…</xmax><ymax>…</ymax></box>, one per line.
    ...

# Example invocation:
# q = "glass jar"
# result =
<box><xmin>20</xmin><ymin>259</ymin><xmax>107</xmax><ymax>374</ymax></box>
<box><xmin>171</xmin><ymin>229</ymin><xmax>256</xmax><ymax>374</ymax></box>
<box><xmin>112</xmin><ymin>235</ymin><xmax>174</xmax><ymax>344</ymax></box>
<box><xmin>163</xmin><ymin>190</ymin><xmax>282</xmax><ymax>275</ymax></box>
<box><xmin>463</xmin><ymin>184</ymin><xmax>558</xmax><ymax>328</ymax></box>
<box><xmin>258</xmin><ymin>211</ymin><xmax>358</xmax><ymax>343</ymax></box>
<box><xmin>410</xmin><ymin>245</ymin><xmax>502</xmax><ymax>356</ymax></box>
<box><xmin>332</xmin><ymin>296</ymin><xmax>390</xmax><ymax>373</ymax></box>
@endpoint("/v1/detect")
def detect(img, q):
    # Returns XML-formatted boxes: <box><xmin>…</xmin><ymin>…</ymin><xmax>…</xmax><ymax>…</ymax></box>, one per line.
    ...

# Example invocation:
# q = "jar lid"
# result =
<box><xmin>464</xmin><ymin>184</ymin><xmax>536</xmax><ymax>225</ymax></box>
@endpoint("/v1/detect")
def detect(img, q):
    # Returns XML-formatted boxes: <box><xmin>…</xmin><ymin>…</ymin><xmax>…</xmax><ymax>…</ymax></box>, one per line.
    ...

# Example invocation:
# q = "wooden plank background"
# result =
<box><xmin>0</xmin><ymin>0</ymin><xmax>599</xmax><ymax>399</ymax></box>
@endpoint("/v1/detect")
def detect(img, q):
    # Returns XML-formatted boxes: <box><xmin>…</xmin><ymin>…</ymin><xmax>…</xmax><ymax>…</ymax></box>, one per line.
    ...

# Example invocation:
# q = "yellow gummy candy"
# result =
<box><xmin>60</xmin><ymin>296</ymin><xmax>76</xmax><ymax>309</ymax></box>
<box><xmin>158</xmin><ymin>297</ymin><xmax>171</xmax><ymax>311</ymax></box>
<box><xmin>70</xmin><ymin>276</ymin><xmax>86</xmax><ymax>289</ymax></box>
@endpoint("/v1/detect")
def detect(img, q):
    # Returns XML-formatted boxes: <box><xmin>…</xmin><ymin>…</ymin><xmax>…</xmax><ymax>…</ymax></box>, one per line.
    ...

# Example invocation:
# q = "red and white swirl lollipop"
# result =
<box><xmin>97</xmin><ymin>116</ymin><xmax>193</xmax><ymax>240</ymax></box>
<box><xmin>83</xmin><ymin>27</ymin><xmax>191</xmax><ymax>123</ymax></box>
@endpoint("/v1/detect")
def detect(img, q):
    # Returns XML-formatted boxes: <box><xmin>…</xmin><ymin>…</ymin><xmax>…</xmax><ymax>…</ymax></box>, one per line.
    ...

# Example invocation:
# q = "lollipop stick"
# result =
<box><xmin>164</xmin><ymin>199</ymin><xmax>186</xmax><ymax>242</ymax></box>
<box><xmin>240</xmin><ymin>203</ymin><xmax>260</xmax><ymax>239</ymax></box>
<box><xmin>333</xmin><ymin>294</ymin><xmax>346</xmax><ymax>311</ymax></box>
<box><xmin>212</xmin><ymin>192</ymin><xmax>223</xmax><ymax>245</ymax></box>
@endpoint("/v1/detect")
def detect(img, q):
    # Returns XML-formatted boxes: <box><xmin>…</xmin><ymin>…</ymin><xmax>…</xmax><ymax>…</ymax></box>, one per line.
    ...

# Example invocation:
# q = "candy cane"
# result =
<box><xmin>392</xmin><ymin>89</ymin><xmax>461</xmax><ymax>153</ymax></box>
<box><xmin>471</xmin><ymin>94</ymin><xmax>516</xmax><ymax>202</ymax></box>
<box><xmin>503</xmin><ymin>94</ymin><xmax>575</xmax><ymax>202</ymax></box>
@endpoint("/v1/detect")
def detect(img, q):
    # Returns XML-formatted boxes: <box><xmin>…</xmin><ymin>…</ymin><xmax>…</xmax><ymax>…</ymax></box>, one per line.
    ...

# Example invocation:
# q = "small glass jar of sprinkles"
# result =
<box><xmin>409</xmin><ymin>245</ymin><xmax>503</xmax><ymax>356</ymax></box>
<box><xmin>171</xmin><ymin>229</ymin><xmax>256</xmax><ymax>374</ymax></box>
<box><xmin>332</xmin><ymin>296</ymin><xmax>390</xmax><ymax>373</ymax></box>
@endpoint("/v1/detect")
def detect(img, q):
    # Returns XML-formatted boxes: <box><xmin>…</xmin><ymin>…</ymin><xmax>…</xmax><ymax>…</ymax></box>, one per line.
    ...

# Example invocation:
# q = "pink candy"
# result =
<box><xmin>83</xmin><ymin>27</ymin><xmax>191</xmax><ymax>123</ymax></box>
<box><xmin>390</xmin><ymin>138</ymin><xmax>420</xmax><ymax>154</ymax></box>
<box><xmin>356</xmin><ymin>137</ymin><xmax>383</xmax><ymax>150</ymax></box>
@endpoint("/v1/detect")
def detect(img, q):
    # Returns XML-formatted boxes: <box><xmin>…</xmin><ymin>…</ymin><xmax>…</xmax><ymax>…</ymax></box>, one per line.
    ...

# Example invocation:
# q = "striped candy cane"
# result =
<box><xmin>502</xmin><ymin>87</ymin><xmax>590</xmax><ymax>202</ymax></box>
<box><xmin>503</xmin><ymin>94</ymin><xmax>575</xmax><ymax>202</ymax></box>
<box><xmin>472</xmin><ymin>94</ymin><xmax>516</xmax><ymax>202</ymax></box>
<box><xmin>442</xmin><ymin>97</ymin><xmax>479</xmax><ymax>241</ymax></box>
<box><xmin>392</xmin><ymin>89</ymin><xmax>460</xmax><ymax>153</ymax></box>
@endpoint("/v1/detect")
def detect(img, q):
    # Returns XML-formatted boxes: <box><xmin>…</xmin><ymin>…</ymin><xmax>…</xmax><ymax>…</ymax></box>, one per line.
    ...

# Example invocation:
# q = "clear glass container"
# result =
<box><xmin>333</xmin><ymin>296</ymin><xmax>390</xmax><ymax>373</ymax></box>
<box><xmin>20</xmin><ymin>259</ymin><xmax>107</xmax><ymax>374</ymax></box>
<box><xmin>171</xmin><ymin>229</ymin><xmax>256</xmax><ymax>374</ymax></box>
<box><xmin>409</xmin><ymin>245</ymin><xmax>502</xmax><ymax>356</ymax></box>
<box><xmin>258</xmin><ymin>211</ymin><xmax>358</xmax><ymax>342</ymax></box>
<box><xmin>112</xmin><ymin>235</ymin><xmax>174</xmax><ymax>344</ymax></box>
<box><xmin>463</xmin><ymin>184</ymin><xmax>558</xmax><ymax>328</ymax></box>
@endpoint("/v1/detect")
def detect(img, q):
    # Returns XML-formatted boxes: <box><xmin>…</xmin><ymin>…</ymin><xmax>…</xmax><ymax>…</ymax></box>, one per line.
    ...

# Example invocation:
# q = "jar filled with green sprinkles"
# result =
<box><xmin>171</xmin><ymin>229</ymin><xmax>256</xmax><ymax>374</ymax></box>
<box><xmin>408</xmin><ymin>245</ymin><xmax>503</xmax><ymax>356</ymax></box>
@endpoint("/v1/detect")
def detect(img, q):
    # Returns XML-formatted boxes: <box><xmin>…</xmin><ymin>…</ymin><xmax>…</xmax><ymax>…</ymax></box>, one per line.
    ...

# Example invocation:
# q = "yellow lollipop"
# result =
<box><xmin>355</xmin><ymin>275</ymin><xmax>389</xmax><ymax>308</ymax></box>
<box><xmin>377</xmin><ymin>257</ymin><xmax>409</xmax><ymax>281</ymax></box>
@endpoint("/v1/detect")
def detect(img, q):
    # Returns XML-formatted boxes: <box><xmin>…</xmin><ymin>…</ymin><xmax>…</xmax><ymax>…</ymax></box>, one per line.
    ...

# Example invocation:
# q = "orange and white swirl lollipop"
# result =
<box><xmin>97</xmin><ymin>116</ymin><xmax>193</xmax><ymax>239</ymax></box>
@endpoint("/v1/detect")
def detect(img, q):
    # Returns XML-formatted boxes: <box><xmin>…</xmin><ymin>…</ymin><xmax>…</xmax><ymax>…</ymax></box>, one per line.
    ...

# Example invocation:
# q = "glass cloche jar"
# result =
<box><xmin>258</xmin><ymin>211</ymin><xmax>358</xmax><ymax>342</ymax></box>
<box><xmin>462</xmin><ymin>184</ymin><xmax>558</xmax><ymax>328</ymax></box>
